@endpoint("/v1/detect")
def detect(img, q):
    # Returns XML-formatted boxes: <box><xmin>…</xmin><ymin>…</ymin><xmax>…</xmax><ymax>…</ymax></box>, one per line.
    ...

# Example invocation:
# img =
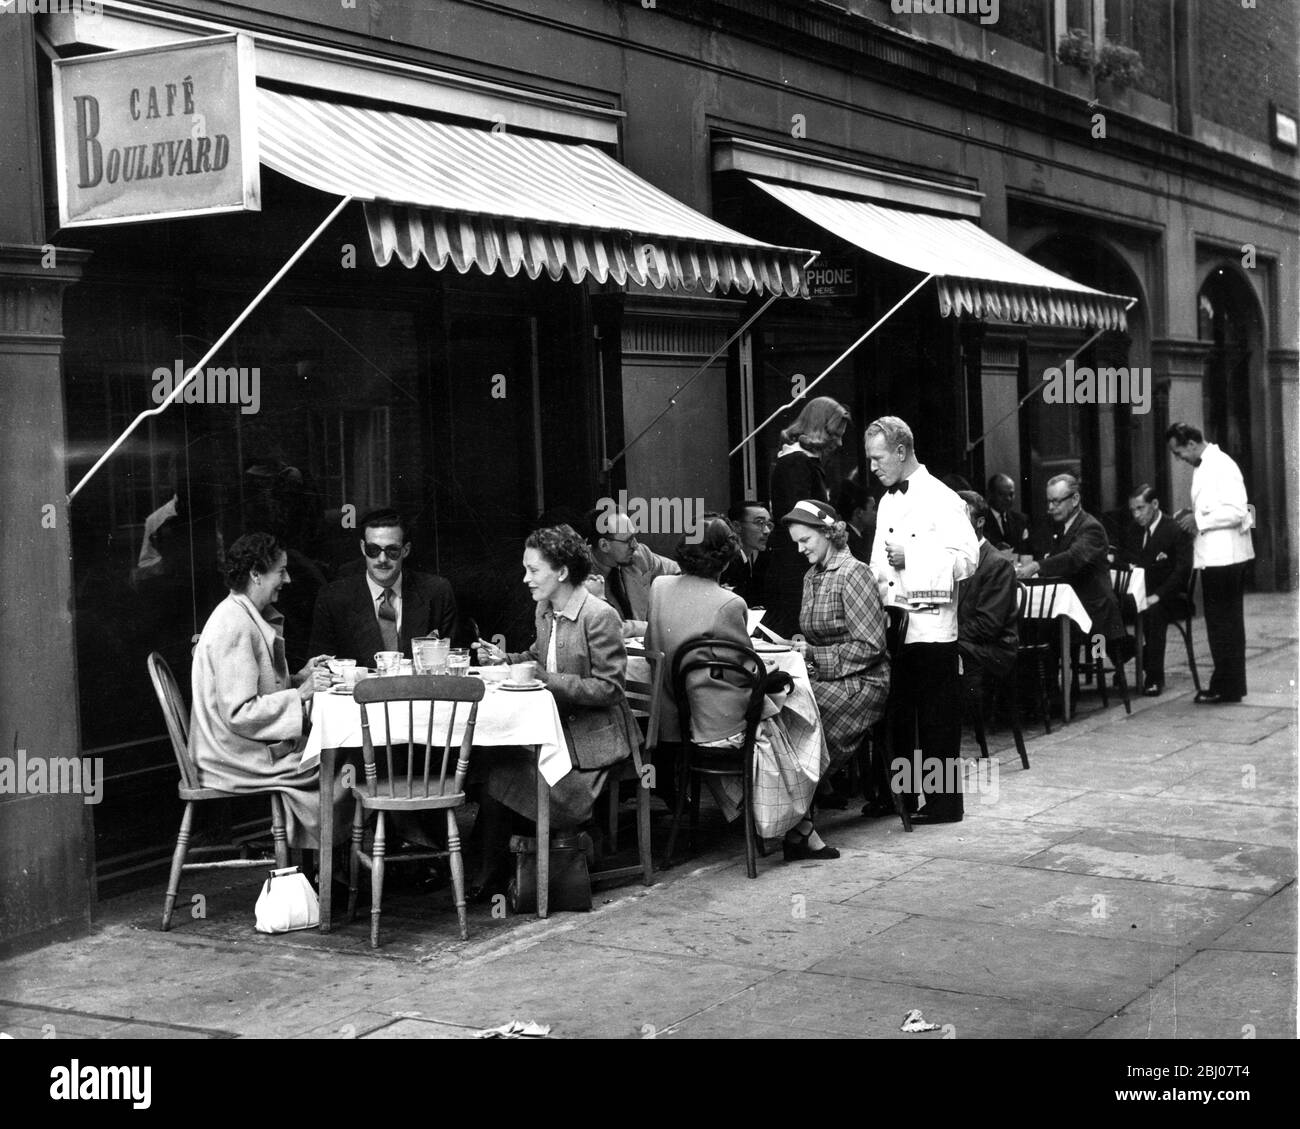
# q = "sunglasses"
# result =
<box><xmin>363</xmin><ymin>542</ymin><xmax>405</xmax><ymax>560</ymax></box>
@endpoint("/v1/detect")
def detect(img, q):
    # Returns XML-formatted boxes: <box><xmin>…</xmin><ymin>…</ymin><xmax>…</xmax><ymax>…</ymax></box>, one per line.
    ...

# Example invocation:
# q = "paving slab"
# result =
<box><xmin>828</xmin><ymin>814</ymin><xmax>1081</xmax><ymax>865</ymax></box>
<box><xmin>562</xmin><ymin>881</ymin><xmax>908</xmax><ymax>971</ymax></box>
<box><xmin>809</xmin><ymin>915</ymin><xmax>1181</xmax><ymax>1013</ymax></box>
<box><xmin>1156</xmin><ymin>767</ymin><xmax>1297</xmax><ymax>809</ymax></box>
<box><xmin>1210</xmin><ymin>884</ymin><xmax>1297</xmax><ymax>953</ymax></box>
<box><xmin>1088</xmin><ymin>949</ymin><xmax>1295</xmax><ymax>1039</ymax></box>
<box><xmin>666</xmin><ymin>968</ymin><xmax>1109</xmax><ymax>1040</ymax></box>
<box><xmin>843</xmin><ymin>856</ymin><xmax>1260</xmax><ymax>948</ymax></box>
<box><xmin>994</xmin><ymin>756</ymin><xmax>1203</xmax><ymax>797</ymax></box>
<box><xmin>370</xmin><ymin>938</ymin><xmax>778</xmax><ymax>1038</ymax></box>
<box><xmin>1021</xmin><ymin>828</ymin><xmax>1295</xmax><ymax>895</ymax></box>
<box><xmin>359</xmin><ymin>1017</ymin><xmax>480</xmax><ymax>1039</ymax></box>
<box><xmin>1025</xmin><ymin>790</ymin><xmax>1297</xmax><ymax>848</ymax></box>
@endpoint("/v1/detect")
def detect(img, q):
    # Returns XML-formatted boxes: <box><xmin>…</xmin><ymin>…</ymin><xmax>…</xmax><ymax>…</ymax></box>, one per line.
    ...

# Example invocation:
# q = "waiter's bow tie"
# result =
<box><xmin>887</xmin><ymin>480</ymin><xmax>909</xmax><ymax>495</ymax></box>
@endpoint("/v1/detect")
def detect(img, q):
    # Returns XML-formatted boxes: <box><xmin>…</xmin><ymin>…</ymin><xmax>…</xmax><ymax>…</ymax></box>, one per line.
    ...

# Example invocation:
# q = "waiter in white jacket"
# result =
<box><xmin>867</xmin><ymin>416</ymin><xmax>978</xmax><ymax>823</ymax></box>
<box><xmin>1166</xmin><ymin>422</ymin><xmax>1254</xmax><ymax>703</ymax></box>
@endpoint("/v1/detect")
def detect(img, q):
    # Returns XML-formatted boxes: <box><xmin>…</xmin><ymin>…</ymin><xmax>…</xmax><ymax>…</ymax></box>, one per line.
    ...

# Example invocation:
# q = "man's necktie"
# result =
<box><xmin>887</xmin><ymin>480</ymin><xmax>909</xmax><ymax>495</ymax></box>
<box><xmin>377</xmin><ymin>589</ymin><xmax>399</xmax><ymax>652</ymax></box>
<box><xmin>1142</xmin><ymin>528</ymin><xmax>1150</xmax><ymax>552</ymax></box>
<box><xmin>605</xmin><ymin>566</ymin><xmax>634</xmax><ymax>621</ymax></box>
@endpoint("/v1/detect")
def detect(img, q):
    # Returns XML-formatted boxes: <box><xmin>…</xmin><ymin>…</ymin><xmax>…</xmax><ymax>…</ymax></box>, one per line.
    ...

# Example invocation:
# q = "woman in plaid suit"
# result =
<box><xmin>783</xmin><ymin>500</ymin><xmax>891</xmax><ymax>788</ymax></box>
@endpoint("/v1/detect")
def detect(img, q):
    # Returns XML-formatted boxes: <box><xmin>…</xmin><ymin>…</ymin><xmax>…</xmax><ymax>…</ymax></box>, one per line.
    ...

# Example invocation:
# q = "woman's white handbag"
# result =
<box><xmin>254</xmin><ymin>866</ymin><xmax>320</xmax><ymax>933</ymax></box>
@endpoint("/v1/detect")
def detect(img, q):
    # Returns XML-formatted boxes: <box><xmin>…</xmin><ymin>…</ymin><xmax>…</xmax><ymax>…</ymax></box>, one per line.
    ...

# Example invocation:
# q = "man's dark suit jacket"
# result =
<box><xmin>845</xmin><ymin>519</ymin><xmax>875</xmax><ymax>564</ymax></box>
<box><xmin>1118</xmin><ymin>514</ymin><xmax>1192</xmax><ymax>614</ymax></box>
<box><xmin>720</xmin><ymin>549</ymin><xmax>769</xmax><ymax>609</ymax></box>
<box><xmin>986</xmin><ymin>506</ymin><xmax>1029</xmax><ymax>553</ymax></box>
<box><xmin>958</xmin><ymin>540</ymin><xmax>1019</xmax><ymax>679</ymax></box>
<box><xmin>1038</xmin><ymin>509</ymin><xmax>1124</xmax><ymax>641</ymax></box>
<box><xmin>309</xmin><ymin>570</ymin><xmax>458</xmax><ymax>669</ymax></box>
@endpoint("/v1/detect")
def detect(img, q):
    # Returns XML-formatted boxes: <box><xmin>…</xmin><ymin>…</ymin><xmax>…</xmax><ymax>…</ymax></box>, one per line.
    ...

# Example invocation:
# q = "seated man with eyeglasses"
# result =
<box><xmin>1015</xmin><ymin>474</ymin><xmax>1127</xmax><ymax>695</ymax></box>
<box><xmin>719</xmin><ymin>499</ymin><xmax>772</xmax><ymax>608</ymax></box>
<box><xmin>310</xmin><ymin>508</ymin><xmax>458</xmax><ymax>669</ymax></box>
<box><xmin>581</xmin><ymin>506</ymin><xmax>680</xmax><ymax>638</ymax></box>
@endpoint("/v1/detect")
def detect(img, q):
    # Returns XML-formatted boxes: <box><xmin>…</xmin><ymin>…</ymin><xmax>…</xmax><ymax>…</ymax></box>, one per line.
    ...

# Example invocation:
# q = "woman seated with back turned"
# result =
<box><xmin>646</xmin><ymin>513</ymin><xmax>839</xmax><ymax>861</ymax></box>
<box><xmin>188</xmin><ymin>531</ymin><xmax>339</xmax><ymax>848</ymax></box>
<box><xmin>472</xmin><ymin>524</ymin><xmax>640</xmax><ymax>900</ymax></box>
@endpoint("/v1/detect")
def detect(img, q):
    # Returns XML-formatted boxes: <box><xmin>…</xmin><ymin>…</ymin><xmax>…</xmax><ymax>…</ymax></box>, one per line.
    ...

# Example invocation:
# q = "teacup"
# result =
<box><xmin>327</xmin><ymin>658</ymin><xmax>357</xmax><ymax>685</ymax></box>
<box><xmin>480</xmin><ymin>666</ymin><xmax>509</xmax><ymax>685</ymax></box>
<box><xmin>509</xmin><ymin>661</ymin><xmax>537</xmax><ymax>685</ymax></box>
<box><xmin>375</xmin><ymin>651</ymin><xmax>402</xmax><ymax>677</ymax></box>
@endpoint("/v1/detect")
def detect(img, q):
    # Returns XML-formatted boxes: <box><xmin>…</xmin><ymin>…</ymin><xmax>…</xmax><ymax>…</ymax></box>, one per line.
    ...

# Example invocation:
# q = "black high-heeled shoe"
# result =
<box><xmin>782</xmin><ymin>828</ymin><xmax>840</xmax><ymax>861</ymax></box>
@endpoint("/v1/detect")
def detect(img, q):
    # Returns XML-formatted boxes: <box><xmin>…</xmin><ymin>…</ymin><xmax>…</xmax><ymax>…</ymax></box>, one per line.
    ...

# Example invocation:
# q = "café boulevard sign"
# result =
<box><xmin>53</xmin><ymin>34</ymin><xmax>260</xmax><ymax>227</ymax></box>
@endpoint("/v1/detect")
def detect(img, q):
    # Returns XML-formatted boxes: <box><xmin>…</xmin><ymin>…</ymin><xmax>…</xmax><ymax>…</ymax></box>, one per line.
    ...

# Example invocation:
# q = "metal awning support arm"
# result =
<box><xmin>729</xmin><ymin>271</ymin><xmax>934</xmax><ymax>458</ymax></box>
<box><xmin>67</xmin><ymin>194</ymin><xmax>355</xmax><ymax>503</ymax></box>
<box><xmin>604</xmin><ymin>252</ymin><xmax>819</xmax><ymax>473</ymax></box>
<box><xmin>963</xmin><ymin>296</ymin><xmax>1138</xmax><ymax>455</ymax></box>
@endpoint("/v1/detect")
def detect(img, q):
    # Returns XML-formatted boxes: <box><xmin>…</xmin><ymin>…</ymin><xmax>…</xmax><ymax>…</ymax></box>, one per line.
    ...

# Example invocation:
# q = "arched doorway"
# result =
<box><xmin>1018</xmin><ymin>230</ymin><xmax>1149</xmax><ymax>542</ymax></box>
<box><xmin>1197</xmin><ymin>266</ymin><xmax>1260</xmax><ymax>495</ymax></box>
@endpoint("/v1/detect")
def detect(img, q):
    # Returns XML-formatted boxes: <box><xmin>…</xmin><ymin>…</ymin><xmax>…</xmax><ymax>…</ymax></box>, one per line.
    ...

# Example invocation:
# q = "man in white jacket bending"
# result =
<box><xmin>1166</xmin><ymin>422</ymin><xmax>1254</xmax><ymax>704</ymax></box>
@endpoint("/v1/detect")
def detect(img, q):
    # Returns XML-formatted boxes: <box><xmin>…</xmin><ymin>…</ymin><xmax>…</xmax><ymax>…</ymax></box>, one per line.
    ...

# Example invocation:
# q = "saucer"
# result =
<box><xmin>499</xmin><ymin>679</ymin><xmax>544</xmax><ymax>691</ymax></box>
<box><xmin>327</xmin><ymin>684</ymin><xmax>354</xmax><ymax>695</ymax></box>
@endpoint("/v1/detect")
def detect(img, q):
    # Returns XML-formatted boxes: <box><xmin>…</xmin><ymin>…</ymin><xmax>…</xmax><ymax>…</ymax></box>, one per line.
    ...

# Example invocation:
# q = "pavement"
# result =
<box><xmin>1</xmin><ymin>594</ymin><xmax>1295</xmax><ymax>1040</ymax></box>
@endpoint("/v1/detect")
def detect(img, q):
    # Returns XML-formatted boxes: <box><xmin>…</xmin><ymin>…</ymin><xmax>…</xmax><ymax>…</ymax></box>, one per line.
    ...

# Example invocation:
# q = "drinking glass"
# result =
<box><xmin>448</xmin><ymin>649</ymin><xmax>470</xmax><ymax>677</ymax></box>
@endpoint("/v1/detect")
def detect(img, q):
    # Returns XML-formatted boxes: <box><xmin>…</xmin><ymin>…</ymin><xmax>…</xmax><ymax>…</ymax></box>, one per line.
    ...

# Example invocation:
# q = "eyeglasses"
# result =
<box><xmin>1046</xmin><ymin>494</ymin><xmax>1078</xmax><ymax>508</ymax></box>
<box><xmin>604</xmin><ymin>534</ymin><xmax>638</xmax><ymax>546</ymax></box>
<box><xmin>746</xmin><ymin>518</ymin><xmax>775</xmax><ymax>529</ymax></box>
<box><xmin>363</xmin><ymin>542</ymin><xmax>405</xmax><ymax>560</ymax></box>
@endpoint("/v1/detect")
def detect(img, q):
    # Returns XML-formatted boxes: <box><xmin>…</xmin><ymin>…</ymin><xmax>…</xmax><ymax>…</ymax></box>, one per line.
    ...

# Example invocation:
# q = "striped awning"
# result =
<box><xmin>255</xmin><ymin>89</ymin><xmax>810</xmax><ymax>296</ymax></box>
<box><xmin>753</xmin><ymin>179</ymin><xmax>1133</xmax><ymax>330</ymax></box>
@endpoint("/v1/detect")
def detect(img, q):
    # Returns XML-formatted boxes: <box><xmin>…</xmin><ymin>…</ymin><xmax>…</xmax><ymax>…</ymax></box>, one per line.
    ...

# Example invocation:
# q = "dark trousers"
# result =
<box><xmin>1200</xmin><ymin>563</ymin><xmax>1248</xmax><ymax>699</ymax></box>
<box><xmin>887</xmin><ymin>641</ymin><xmax>963</xmax><ymax>819</ymax></box>
<box><xmin>1139</xmin><ymin>601</ymin><xmax>1176</xmax><ymax>686</ymax></box>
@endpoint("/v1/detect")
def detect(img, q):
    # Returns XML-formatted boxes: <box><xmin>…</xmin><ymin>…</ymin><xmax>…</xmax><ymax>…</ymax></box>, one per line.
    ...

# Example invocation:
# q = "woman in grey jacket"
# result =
<box><xmin>472</xmin><ymin>524</ymin><xmax>639</xmax><ymax>897</ymax></box>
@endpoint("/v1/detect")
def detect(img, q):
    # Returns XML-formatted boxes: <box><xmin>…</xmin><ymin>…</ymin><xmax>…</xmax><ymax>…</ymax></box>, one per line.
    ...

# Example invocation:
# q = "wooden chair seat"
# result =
<box><xmin>347</xmin><ymin>674</ymin><xmax>484</xmax><ymax>946</ymax></box>
<box><xmin>148</xmin><ymin>651</ymin><xmax>290</xmax><ymax>932</ymax></box>
<box><xmin>592</xmin><ymin>650</ymin><xmax>661</xmax><ymax>889</ymax></box>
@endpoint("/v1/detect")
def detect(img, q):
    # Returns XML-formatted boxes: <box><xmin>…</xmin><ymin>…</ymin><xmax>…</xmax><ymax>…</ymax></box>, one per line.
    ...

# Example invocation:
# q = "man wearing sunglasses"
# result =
<box><xmin>310</xmin><ymin>508</ymin><xmax>458</xmax><ymax>669</ymax></box>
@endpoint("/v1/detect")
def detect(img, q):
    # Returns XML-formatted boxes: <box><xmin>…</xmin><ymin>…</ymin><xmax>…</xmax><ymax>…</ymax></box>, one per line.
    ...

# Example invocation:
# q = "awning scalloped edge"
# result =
<box><xmin>366</xmin><ymin>202</ymin><xmax>809</xmax><ymax>298</ymax></box>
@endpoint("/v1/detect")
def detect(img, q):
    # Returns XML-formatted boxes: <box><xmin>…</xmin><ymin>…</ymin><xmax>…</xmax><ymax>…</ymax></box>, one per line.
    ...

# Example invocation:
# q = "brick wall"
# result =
<box><xmin>1197</xmin><ymin>0</ymin><xmax>1298</xmax><ymax>140</ymax></box>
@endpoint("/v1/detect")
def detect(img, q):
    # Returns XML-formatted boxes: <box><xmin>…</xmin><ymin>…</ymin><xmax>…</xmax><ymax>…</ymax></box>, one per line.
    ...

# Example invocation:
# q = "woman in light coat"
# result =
<box><xmin>189</xmin><ymin>532</ymin><xmax>335</xmax><ymax>847</ymax></box>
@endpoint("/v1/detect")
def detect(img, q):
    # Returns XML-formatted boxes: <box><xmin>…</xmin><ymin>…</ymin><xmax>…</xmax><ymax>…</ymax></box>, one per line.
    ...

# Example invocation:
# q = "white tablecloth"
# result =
<box><xmin>300</xmin><ymin>681</ymin><xmax>572</xmax><ymax>785</ymax></box>
<box><xmin>1020</xmin><ymin>565</ymin><xmax>1147</xmax><ymax>634</ymax></box>
<box><xmin>1114</xmin><ymin>566</ymin><xmax>1147</xmax><ymax>612</ymax></box>
<box><xmin>1020</xmin><ymin>582</ymin><xmax>1092</xmax><ymax>632</ymax></box>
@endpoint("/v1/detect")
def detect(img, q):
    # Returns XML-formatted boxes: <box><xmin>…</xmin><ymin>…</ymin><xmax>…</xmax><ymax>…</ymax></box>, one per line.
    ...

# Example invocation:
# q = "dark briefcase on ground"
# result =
<box><xmin>507</xmin><ymin>832</ymin><xmax>594</xmax><ymax>913</ymax></box>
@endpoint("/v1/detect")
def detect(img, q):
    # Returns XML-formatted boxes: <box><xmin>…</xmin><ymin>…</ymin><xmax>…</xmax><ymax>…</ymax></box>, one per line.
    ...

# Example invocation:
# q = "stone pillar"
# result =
<box><xmin>0</xmin><ymin>243</ymin><xmax>93</xmax><ymax>953</ymax></box>
<box><xmin>1267</xmin><ymin>347</ymin><xmax>1299</xmax><ymax>589</ymax></box>
<box><xmin>1151</xmin><ymin>336</ymin><xmax>1208</xmax><ymax>512</ymax></box>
